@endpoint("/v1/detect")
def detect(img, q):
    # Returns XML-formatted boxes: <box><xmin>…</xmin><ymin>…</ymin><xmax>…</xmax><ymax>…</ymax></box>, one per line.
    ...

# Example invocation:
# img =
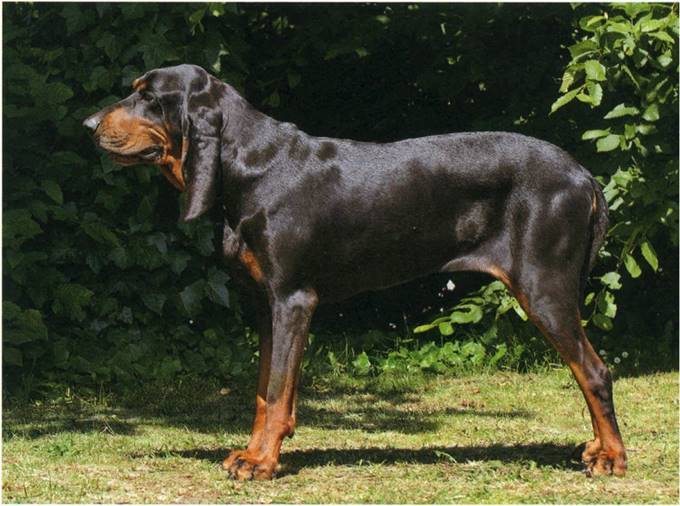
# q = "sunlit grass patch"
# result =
<box><xmin>3</xmin><ymin>369</ymin><xmax>678</xmax><ymax>503</ymax></box>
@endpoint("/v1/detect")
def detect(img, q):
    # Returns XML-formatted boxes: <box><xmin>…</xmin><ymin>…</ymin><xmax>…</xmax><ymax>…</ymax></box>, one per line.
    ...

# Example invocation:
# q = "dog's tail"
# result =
<box><xmin>580</xmin><ymin>175</ymin><xmax>609</xmax><ymax>301</ymax></box>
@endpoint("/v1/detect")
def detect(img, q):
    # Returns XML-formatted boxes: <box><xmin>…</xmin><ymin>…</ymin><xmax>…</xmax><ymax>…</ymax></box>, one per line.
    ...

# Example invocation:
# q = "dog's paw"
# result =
<box><xmin>224</xmin><ymin>452</ymin><xmax>277</xmax><ymax>481</ymax></box>
<box><xmin>584</xmin><ymin>449</ymin><xmax>627</xmax><ymax>477</ymax></box>
<box><xmin>222</xmin><ymin>449</ymin><xmax>250</xmax><ymax>472</ymax></box>
<box><xmin>578</xmin><ymin>438</ymin><xmax>602</xmax><ymax>464</ymax></box>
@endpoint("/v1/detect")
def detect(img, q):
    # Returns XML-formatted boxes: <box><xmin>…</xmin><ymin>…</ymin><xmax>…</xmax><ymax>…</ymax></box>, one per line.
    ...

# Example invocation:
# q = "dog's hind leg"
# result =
<box><xmin>490</xmin><ymin>263</ymin><xmax>627</xmax><ymax>477</ymax></box>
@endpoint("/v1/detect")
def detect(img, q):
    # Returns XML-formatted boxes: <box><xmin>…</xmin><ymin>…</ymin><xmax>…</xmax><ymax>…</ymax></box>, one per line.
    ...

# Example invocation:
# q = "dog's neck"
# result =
<box><xmin>218</xmin><ymin>83</ymin><xmax>275</xmax><ymax>162</ymax></box>
<box><xmin>216</xmin><ymin>82</ymin><xmax>305</xmax><ymax>220</ymax></box>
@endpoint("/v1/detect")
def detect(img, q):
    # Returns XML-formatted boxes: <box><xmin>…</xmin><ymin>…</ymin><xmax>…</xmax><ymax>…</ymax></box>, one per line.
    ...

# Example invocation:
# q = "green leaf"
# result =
<box><xmin>642</xmin><ymin>103</ymin><xmax>660</xmax><ymax>122</ymax></box>
<box><xmin>596</xmin><ymin>134</ymin><xmax>621</xmax><ymax>152</ymax></box>
<box><xmin>568</xmin><ymin>39</ymin><xmax>598</xmax><ymax>59</ymax></box>
<box><xmin>614</xmin><ymin>3</ymin><xmax>650</xmax><ymax>19</ymax></box>
<box><xmin>559</xmin><ymin>69</ymin><xmax>575</xmax><ymax>93</ymax></box>
<box><xmin>109</xmin><ymin>247</ymin><xmax>128</xmax><ymax>269</ymax></box>
<box><xmin>597</xmin><ymin>291</ymin><xmax>617</xmax><ymax>318</ymax></box>
<box><xmin>582</xmin><ymin>129</ymin><xmax>610</xmax><ymax>140</ymax></box>
<box><xmin>640</xmin><ymin>241</ymin><xmax>659</xmax><ymax>271</ymax></box>
<box><xmin>588</xmin><ymin>82</ymin><xmax>603</xmax><ymax>106</ymax></box>
<box><xmin>169</xmin><ymin>251</ymin><xmax>191</xmax><ymax>275</ymax></box>
<box><xmin>488</xmin><ymin>344</ymin><xmax>507</xmax><ymax>367</ymax></box>
<box><xmin>147</xmin><ymin>232</ymin><xmax>167</xmax><ymax>254</ymax></box>
<box><xmin>657</xmin><ymin>51</ymin><xmax>673</xmax><ymax>67</ymax></box>
<box><xmin>577</xmin><ymin>81</ymin><xmax>602</xmax><ymax>106</ymax></box>
<box><xmin>584</xmin><ymin>60</ymin><xmax>606</xmax><ymax>81</ymax></box>
<box><xmin>141</xmin><ymin>293</ymin><xmax>167</xmax><ymax>315</ymax></box>
<box><xmin>3</xmin><ymin>302</ymin><xmax>48</xmax><ymax>345</ymax></box>
<box><xmin>593</xmin><ymin>313</ymin><xmax>613</xmax><ymax>331</ymax></box>
<box><xmin>606</xmin><ymin>21</ymin><xmax>634</xmax><ymax>35</ymax></box>
<box><xmin>601</xmin><ymin>272</ymin><xmax>622</xmax><ymax>290</ymax></box>
<box><xmin>636</xmin><ymin>123</ymin><xmax>656</xmax><ymax>135</ymax></box>
<box><xmin>612</xmin><ymin>169</ymin><xmax>633</xmax><ymax>187</ymax></box>
<box><xmin>649</xmin><ymin>30</ymin><xmax>675</xmax><ymax>44</ymax></box>
<box><xmin>207</xmin><ymin>279</ymin><xmax>230</xmax><ymax>307</ymax></box>
<box><xmin>550</xmin><ymin>86</ymin><xmax>582</xmax><ymax>114</ymax></box>
<box><xmin>623</xmin><ymin>253</ymin><xmax>642</xmax><ymax>278</ymax></box>
<box><xmin>512</xmin><ymin>301</ymin><xmax>528</xmax><ymax>321</ymax></box>
<box><xmin>604</xmin><ymin>103</ymin><xmax>640</xmax><ymax>119</ymax></box>
<box><xmin>81</xmin><ymin>221</ymin><xmax>120</xmax><ymax>247</ymax></box>
<box><xmin>41</xmin><ymin>179</ymin><xmax>63</xmax><ymax>204</ymax></box>
<box><xmin>619</xmin><ymin>64</ymin><xmax>640</xmax><ymax>89</ymax></box>
<box><xmin>438</xmin><ymin>321</ymin><xmax>454</xmax><ymax>336</ymax></box>
<box><xmin>51</xmin><ymin>284</ymin><xmax>94</xmax><ymax>322</ymax></box>
<box><xmin>188</xmin><ymin>8</ymin><xmax>206</xmax><ymax>29</ymax></box>
<box><xmin>414</xmin><ymin>323</ymin><xmax>437</xmax><ymax>333</ymax></box>
<box><xmin>639</xmin><ymin>17</ymin><xmax>666</xmax><ymax>33</ymax></box>
<box><xmin>3</xmin><ymin>209</ymin><xmax>42</xmax><ymax>246</ymax></box>
<box><xmin>584</xmin><ymin>292</ymin><xmax>595</xmax><ymax>306</ymax></box>
<box><xmin>42</xmin><ymin>82</ymin><xmax>74</xmax><ymax>105</ymax></box>
<box><xmin>579</xmin><ymin>15</ymin><xmax>605</xmax><ymax>32</ymax></box>
<box><xmin>52</xmin><ymin>151</ymin><xmax>87</xmax><ymax>168</ymax></box>
<box><xmin>450</xmin><ymin>303</ymin><xmax>483</xmax><ymax>324</ymax></box>
<box><xmin>352</xmin><ymin>351</ymin><xmax>371</xmax><ymax>375</ymax></box>
<box><xmin>180</xmin><ymin>280</ymin><xmax>205</xmax><ymax>317</ymax></box>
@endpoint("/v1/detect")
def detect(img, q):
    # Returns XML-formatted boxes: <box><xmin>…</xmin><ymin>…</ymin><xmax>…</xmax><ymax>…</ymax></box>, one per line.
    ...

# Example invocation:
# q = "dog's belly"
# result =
<box><xmin>300</xmin><ymin>187</ymin><xmax>510</xmax><ymax>302</ymax></box>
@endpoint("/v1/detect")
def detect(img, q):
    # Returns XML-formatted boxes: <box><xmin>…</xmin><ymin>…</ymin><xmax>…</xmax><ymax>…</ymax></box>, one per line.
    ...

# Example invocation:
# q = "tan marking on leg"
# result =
<box><xmin>239</xmin><ymin>249</ymin><xmax>264</xmax><ymax>283</ymax></box>
<box><xmin>223</xmin><ymin>318</ymin><xmax>272</xmax><ymax>471</ymax></box>
<box><xmin>486</xmin><ymin>265</ymin><xmax>512</xmax><ymax>287</ymax></box>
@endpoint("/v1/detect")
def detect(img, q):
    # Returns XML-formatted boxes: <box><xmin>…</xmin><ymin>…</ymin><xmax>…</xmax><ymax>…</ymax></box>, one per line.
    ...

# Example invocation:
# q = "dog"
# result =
<box><xmin>83</xmin><ymin>64</ymin><xmax>626</xmax><ymax>480</ymax></box>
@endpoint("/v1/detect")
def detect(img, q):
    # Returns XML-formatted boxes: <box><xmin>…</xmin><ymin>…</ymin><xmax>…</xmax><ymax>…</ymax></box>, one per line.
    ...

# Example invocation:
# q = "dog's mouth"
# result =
<box><xmin>104</xmin><ymin>145</ymin><xmax>164</xmax><ymax>166</ymax></box>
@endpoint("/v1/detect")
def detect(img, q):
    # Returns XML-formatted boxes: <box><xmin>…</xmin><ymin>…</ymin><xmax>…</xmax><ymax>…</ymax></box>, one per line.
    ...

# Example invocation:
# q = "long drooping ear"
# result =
<box><xmin>177</xmin><ymin>66</ymin><xmax>224</xmax><ymax>222</ymax></box>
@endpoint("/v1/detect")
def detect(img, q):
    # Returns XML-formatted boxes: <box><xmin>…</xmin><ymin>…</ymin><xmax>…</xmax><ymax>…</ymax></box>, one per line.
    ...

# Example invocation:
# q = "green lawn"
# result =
<box><xmin>3</xmin><ymin>368</ymin><xmax>678</xmax><ymax>503</ymax></box>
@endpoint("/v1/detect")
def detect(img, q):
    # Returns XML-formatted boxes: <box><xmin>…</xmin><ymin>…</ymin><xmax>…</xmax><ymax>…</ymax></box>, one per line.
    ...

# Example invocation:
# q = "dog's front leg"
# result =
<box><xmin>222</xmin><ymin>301</ymin><xmax>272</xmax><ymax>471</ymax></box>
<box><xmin>226</xmin><ymin>288</ymin><xmax>318</xmax><ymax>480</ymax></box>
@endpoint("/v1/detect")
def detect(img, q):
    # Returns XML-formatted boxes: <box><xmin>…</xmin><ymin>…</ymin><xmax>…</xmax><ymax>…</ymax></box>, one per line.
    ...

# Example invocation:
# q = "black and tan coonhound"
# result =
<box><xmin>84</xmin><ymin>64</ymin><xmax>626</xmax><ymax>480</ymax></box>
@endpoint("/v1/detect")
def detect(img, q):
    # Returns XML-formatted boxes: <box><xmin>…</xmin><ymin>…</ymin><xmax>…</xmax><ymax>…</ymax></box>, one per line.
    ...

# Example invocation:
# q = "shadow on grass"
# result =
<box><xmin>132</xmin><ymin>442</ymin><xmax>582</xmax><ymax>474</ymax></box>
<box><xmin>3</xmin><ymin>379</ymin><xmax>533</xmax><ymax>440</ymax></box>
<box><xmin>298</xmin><ymin>403</ymin><xmax>532</xmax><ymax>434</ymax></box>
<box><xmin>3</xmin><ymin>403</ymin><xmax>138</xmax><ymax>440</ymax></box>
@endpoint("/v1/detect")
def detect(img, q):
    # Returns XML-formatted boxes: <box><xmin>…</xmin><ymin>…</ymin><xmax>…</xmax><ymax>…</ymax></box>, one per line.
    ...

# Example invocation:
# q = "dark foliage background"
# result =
<box><xmin>3</xmin><ymin>3</ymin><xmax>677</xmax><ymax>397</ymax></box>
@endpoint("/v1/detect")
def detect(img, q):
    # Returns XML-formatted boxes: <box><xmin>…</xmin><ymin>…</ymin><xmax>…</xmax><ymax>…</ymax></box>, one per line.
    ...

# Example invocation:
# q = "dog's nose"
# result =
<box><xmin>83</xmin><ymin>113</ymin><xmax>101</xmax><ymax>132</ymax></box>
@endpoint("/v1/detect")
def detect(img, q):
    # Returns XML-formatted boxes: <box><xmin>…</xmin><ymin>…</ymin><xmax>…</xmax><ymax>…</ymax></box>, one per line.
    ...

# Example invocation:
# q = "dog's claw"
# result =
<box><xmin>224</xmin><ymin>451</ymin><xmax>276</xmax><ymax>480</ymax></box>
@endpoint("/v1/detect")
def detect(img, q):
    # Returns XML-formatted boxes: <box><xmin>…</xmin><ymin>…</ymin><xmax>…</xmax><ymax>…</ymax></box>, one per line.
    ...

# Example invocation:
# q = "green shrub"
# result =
<box><xmin>3</xmin><ymin>3</ymin><xmax>676</xmax><ymax>398</ymax></box>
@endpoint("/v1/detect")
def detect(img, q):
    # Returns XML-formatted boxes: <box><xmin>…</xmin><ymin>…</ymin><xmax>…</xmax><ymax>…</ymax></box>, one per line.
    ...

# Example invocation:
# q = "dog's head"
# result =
<box><xmin>83</xmin><ymin>64</ymin><xmax>223</xmax><ymax>221</ymax></box>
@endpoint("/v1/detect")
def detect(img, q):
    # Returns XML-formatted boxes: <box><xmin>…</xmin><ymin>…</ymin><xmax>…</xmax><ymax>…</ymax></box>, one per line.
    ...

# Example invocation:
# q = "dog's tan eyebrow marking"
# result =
<box><xmin>132</xmin><ymin>78</ymin><xmax>147</xmax><ymax>91</ymax></box>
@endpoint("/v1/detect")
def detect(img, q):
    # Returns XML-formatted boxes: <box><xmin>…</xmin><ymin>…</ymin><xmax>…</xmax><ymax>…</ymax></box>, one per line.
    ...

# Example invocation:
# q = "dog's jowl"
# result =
<box><xmin>84</xmin><ymin>64</ymin><xmax>626</xmax><ymax>480</ymax></box>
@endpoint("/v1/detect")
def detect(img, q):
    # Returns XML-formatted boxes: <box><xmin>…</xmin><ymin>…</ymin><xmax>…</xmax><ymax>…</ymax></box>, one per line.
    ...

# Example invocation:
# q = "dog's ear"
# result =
<box><xmin>176</xmin><ymin>66</ymin><xmax>223</xmax><ymax>222</ymax></box>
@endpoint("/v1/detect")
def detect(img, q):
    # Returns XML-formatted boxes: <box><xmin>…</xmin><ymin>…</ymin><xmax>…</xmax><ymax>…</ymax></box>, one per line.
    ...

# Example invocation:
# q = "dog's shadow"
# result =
<box><xmin>139</xmin><ymin>442</ymin><xmax>583</xmax><ymax>475</ymax></box>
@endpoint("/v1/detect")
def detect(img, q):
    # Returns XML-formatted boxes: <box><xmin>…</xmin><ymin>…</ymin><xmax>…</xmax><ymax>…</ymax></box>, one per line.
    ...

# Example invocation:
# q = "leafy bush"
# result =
<box><xmin>3</xmin><ymin>3</ymin><xmax>254</xmax><ymax>396</ymax></box>
<box><xmin>3</xmin><ymin>3</ymin><xmax>676</xmax><ymax>398</ymax></box>
<box><xmin>552</xmin><ymin>3</ymin><xmax>678</xmax><ymax>335</ymax></box>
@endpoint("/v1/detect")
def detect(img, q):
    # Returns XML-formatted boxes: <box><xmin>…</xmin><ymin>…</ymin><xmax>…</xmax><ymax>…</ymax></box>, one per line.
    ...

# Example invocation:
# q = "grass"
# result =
<box><xmin>3</xmin><ymin>368</ymin><xmax>678</xmax><ymax>503</ymax></box>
